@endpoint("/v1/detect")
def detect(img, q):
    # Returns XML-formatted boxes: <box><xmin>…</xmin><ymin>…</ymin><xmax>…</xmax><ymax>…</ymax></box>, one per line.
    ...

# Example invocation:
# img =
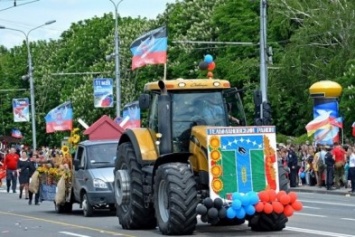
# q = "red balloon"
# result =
<box><xmin>258</xmin><ymin>191</ymin><xmax>269</xmax><ymax>203</ymax></box>
<box><xmin>272</xmin><ymin>201</ymin><xmax>284</xmax><ymax>214</ymax></box>
<box><xmin>288</xmin><ymin>192</ymin><xmax>298</xmax><ymax>204</ymax></box>
<box><xmin>255</xmin><ymin>202</ymin><xmax>264</xmax><ymax>212</ymax></box>
<box><xmin>263</xmin><ymin>202</ymin><xmax>273</xmax><ymax>214</ymax></box>
<box><xmin>283</xmin><ymin>205</ymin><xmax>294</xmax><ymax>217</ymax></box>
<box><xmin>268</xmin><ymin>189</ymin><xmax>277</xmax><ymax>202</ymax></box>
<box><xmin>208</xmin><ymin>62</ymin><xmax>216</xmax><ymax>71</ymax></box>
<box><xmin>291</xmin><ymin>200</ymin><xmax>303</xmax><ymax>211</ymax></box>
<box><xmin>276</xmin><ymin>190</ymin><xmax>287</xmax><ymax>201</ymax></box>
<box><xmin>279</xmin><ymin>194</ymin><xmax>291</xmax><ymax>206</ymax></box>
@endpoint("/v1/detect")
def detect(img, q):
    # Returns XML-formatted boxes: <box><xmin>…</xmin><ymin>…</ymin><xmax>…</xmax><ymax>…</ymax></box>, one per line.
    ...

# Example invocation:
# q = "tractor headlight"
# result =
<box><xmin>93</xmin><ymin>179</ymin><xmax>108</xmax><ymax>189</ymax></box>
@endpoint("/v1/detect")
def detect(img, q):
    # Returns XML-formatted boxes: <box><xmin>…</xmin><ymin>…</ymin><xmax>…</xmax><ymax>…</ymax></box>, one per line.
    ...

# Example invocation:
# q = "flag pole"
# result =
<box><xmin>163</xmin><ymin>63</ymin><xmax>167</xmax><ymax>81</ymax></box>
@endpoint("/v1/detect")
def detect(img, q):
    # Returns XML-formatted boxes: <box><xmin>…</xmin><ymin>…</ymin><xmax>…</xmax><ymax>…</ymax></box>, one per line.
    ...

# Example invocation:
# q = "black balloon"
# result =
<box><xmin>213</xmin><ymin>198</ymin><xmax>223</xmax><ymax>209</ymax></box>
<box><xmin>218</xmin><ymin>207</ymin><xmax>227</xmax><ymax>219</ymax></box>
<box><xmin>208</xmin><ymin>207</ymin><xmax>219</xmax><ymax>219</ymax></box>
<box><xmin>199</xmin><ymin>61</ymin><xmax>209</xmax><ymax>70</ymax></box>
<box><xmin>201</xmin><ymin>214</ymin><xmax>209</xmax><ymax>223</ymax></box>
<box><xmin>203</xmin><ymin>197</ymin><xmax>213</xmax><ymax>209</ymax></box>
<box><xmin>196</xmin><ymin>203</ymin><xmax>208</xmax><ymax>215</ymax></box>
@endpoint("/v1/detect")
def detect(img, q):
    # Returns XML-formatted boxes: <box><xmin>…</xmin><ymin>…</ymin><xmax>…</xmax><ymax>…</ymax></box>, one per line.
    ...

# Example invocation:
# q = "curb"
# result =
<box><xmin>290</xmin><ymin>188</ymin><xmax>354</xmax><ymax>197</ymax></box>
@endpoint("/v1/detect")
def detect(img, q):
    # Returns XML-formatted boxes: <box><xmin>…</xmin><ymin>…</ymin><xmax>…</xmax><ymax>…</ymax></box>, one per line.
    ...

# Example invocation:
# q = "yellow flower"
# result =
<box><xmin>61</xmin><ymin>145</ymin><xmax>69</xmax><ymax>155</ymax></box>
<box><xmin>72</xmin><ymin>134</ymin><xmax>80</xmax><ymax>144</ymax></box>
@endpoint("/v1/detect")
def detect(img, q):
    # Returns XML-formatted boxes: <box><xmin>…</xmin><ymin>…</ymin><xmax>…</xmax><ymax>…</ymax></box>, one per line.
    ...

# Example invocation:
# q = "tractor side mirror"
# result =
<box><xmin>139</xmin><ymin>94</ymin><xmax>150</xmax><ymax>110</ymax></box>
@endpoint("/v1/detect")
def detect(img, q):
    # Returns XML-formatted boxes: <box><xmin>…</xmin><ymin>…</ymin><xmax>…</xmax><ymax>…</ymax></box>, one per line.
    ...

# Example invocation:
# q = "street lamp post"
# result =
<box><xmin>108</xmin><ymin>0</ymin><xmax>123</xmax><ymax>118</ymax></box>
<box><xmin>0</xmin><ymin>20</ymin><xmax>56</xmax><ymax>150</ymax></box>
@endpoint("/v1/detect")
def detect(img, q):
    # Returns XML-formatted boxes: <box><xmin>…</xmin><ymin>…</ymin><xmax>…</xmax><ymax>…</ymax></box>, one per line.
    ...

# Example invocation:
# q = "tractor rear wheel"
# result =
<box><xmin>115</xmin><ymin>142</ymin><xmax>156</xmax><ymax>229</ymax></box>
<box><xmin>154</xmin><ymin>162</ymin><xmax>198</xmax><ymax>235</ymax></box>
<box><xmin>248</xmin><ymin>212</ymin><xmax>288</xmax><ymax>231</ymax></box>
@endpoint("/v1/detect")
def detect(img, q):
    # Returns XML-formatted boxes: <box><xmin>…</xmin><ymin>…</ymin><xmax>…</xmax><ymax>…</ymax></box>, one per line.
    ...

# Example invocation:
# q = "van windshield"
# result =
<box><xmin>87</xmin><ymin>143</ymin><xmax>117</xmax><ymax>168</ymax></box>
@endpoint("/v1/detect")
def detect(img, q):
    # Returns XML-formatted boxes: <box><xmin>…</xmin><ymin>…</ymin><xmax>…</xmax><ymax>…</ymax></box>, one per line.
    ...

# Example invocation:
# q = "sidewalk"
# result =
<box><xmin>290</xmin><ymin>185</ymin><xmax>355</xmax><ymax>197</ymax></box>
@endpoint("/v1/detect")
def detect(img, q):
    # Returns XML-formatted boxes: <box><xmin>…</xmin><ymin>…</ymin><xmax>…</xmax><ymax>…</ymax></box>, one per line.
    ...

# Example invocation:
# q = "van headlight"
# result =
<box><xmin>93</xmin><ymin>179</ymin><xmax>108</xmax><ymax>189</ymax></box>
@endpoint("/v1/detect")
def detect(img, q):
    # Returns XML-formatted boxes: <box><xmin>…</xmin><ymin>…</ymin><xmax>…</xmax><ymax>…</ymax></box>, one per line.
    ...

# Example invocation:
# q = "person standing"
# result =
<box><xmin>3</xmin><ymin>147</ymin><xmax>20</xmax><ymax>193</ymax></box>
<box><xmin>287</xmin><ymin>144</ymin><xmax>299</xmax><ymax>187</ymax></box>
<box><xmin>325</xmin><ymin>146</ymin><xmax>335</xmax><ymax>190</ymax></box>
<box><xmin>17</xmin><ymin>151</ymin><xmax>31</xmax><ymax>199</ymax></box>
<box><xmin>348</xmin><ymin>146</ymin><xmax>355</xmax><ymax>193</ymax></box>
<box><xmin>332</xmin><ymin>142</ymin><xmax>347</xmax><ymax>188</ymax></box>
<box><xmin>28</xmin><ymin>151</ymin><xmax>40</xmax><ymax>205</ymax></box>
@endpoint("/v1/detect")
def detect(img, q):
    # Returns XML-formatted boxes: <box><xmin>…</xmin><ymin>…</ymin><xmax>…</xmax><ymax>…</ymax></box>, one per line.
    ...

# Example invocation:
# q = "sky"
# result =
<box><xmin>0</xmin><ymin>0</ymin><xmax>175</xmax><ymax>48</ymax></box>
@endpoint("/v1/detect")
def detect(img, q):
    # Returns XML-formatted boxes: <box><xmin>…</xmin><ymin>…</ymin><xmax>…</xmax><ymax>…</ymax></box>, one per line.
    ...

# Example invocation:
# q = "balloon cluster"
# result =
<box><xmin>199</xmin><ymin>54</ymin><xmax>216</xmax><ymax>78</ymax></box>
<box><xmin>226</xmin><ymin>191</ymin><xmax>259</xmax><ymax>220</ymax></box>
<box><xmin>196</xmin><ymin>197</ymin><xmax>227</xmax><ymax>224</ymax></box>
<box><xmin>255</xmin><ymin>190</ymin><xmax>303</xmax><ymax>217</ymax></box>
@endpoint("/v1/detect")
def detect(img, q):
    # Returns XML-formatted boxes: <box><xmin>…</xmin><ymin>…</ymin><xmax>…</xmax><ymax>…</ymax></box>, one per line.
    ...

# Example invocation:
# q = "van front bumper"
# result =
<box><xmin>86</xmin><ymin>191</ymin><xmax>115</xmax><ymax>206</ymax></box>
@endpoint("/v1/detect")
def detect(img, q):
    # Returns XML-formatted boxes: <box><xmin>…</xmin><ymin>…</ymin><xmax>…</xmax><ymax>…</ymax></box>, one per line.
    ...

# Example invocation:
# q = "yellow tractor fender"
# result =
<box><xmin>118</xmin><ymin>128</ymin><xmax>159</xmax><ymax>164</ymax></box>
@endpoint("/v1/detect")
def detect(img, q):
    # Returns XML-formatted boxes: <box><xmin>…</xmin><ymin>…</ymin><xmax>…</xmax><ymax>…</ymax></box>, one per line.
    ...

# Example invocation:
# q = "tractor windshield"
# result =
<box><xmin>171</xmin><ymin>91</ymin><xmax>228</xmax><ymax>151</ymax></box>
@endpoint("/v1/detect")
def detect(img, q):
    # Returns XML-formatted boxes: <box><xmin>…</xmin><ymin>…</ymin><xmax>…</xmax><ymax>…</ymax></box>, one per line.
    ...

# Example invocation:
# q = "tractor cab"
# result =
<box><xmin>139</xmin><ymin>79</ymin><xmax>246</xmax><ymax>153</ymax></box>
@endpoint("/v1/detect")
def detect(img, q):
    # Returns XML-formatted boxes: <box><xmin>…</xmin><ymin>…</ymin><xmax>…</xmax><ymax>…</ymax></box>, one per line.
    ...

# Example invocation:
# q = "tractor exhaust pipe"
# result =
<box><xmin>157</xmin><ymin>80</ymin><xmax>172</xmax><ymax>154</ymax></box>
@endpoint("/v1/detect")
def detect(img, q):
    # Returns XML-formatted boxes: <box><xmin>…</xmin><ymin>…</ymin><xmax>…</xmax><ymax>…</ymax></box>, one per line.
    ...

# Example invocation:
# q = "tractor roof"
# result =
<box><xmin>144</xmin><ymin>79</ymin><xmax>231</xmax><ymax>92</ymax></box>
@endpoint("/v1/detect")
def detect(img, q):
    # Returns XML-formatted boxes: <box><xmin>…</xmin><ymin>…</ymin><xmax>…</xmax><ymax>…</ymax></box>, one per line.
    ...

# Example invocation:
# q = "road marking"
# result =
<box><xmin>59</xmin><ymin>231</ymin><xmax>91</xmax><ymax>237</ymax></box>
<box><xmin>294</xmin><ymin>213</ymin><xmax>326</xmax><ymax>218</ymax></box>
<box><xmin>341</xmin><ymin>218</ymin><xmax>355</xmax><ymax>221</ymax></box>
<box><xmin>286</xmin><ymin>226</ymin><xmax>355</xmax><ymax>237</ymax></box>
<box><xmin>303</xmin><ymin>206</ymin><xmax>320</xmax><ymax>209</ymax></box>
<box><xmin>0</xmin><ymin>211</ymin><xmax>131</xmax><ymax>237</ymax></box>
<box><xmin>300</xmin><ymin>199</ymin><xmax>355</xmax><ymax>207</ymax></box>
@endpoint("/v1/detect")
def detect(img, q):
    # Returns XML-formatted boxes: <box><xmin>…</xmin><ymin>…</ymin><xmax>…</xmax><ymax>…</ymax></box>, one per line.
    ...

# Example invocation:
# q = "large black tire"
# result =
<box><xmin>278</xmin><ymin>162</ymin><xmax>290</xmax><ymax>193</ymax></box>
<box><xmin>154</xmin><ymin>162</ymin><xmax>198</xmax><ymax>235</ymax></box>
<box><xmin>248</xmin><ymin>212</ymin><xmax>288</xmax><ymax>231</ymax></box>
<box><xmin>116</xmin><ymin>142</ymin><xmax>156</xmax><ymax>229</ymax></box>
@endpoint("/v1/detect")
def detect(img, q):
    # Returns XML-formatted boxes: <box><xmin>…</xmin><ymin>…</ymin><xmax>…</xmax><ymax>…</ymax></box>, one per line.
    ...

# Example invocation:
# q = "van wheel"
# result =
<box><xmin>82</xmin><ymin>194</ymin><xmax>93</xmax><ymax>217</ymax></box>
<box><xmin>115</xmin><ymin>142</ymin><xmax>156</xmax><ymax>229</ymax></box>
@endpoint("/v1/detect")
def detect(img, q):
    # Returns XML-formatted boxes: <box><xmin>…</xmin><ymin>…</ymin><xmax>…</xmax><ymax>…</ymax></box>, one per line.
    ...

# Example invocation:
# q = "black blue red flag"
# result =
<box><xmin>45</xmin><ymin>101</ymin><xmax>73</xmax><ymax>133</ymax></box>
<box><xmin>130</xmin><ymin>26</ymin><xmax>167</xmax><ymax>70</ymax></box>
<box><xmin>11</xmin><ymin>129</ymin><xmax>23</xmax><ymax>138</ymax></box>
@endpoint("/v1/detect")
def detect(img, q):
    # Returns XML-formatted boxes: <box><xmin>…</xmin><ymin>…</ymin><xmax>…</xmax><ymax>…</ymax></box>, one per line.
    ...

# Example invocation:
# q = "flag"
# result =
<box><xmin>130</xmin><ymin>26</ymin><xmax>167</xmax><ymax>70</ymax></box>
<box><xmin>12</xmin><ymin>98</ymin><xmax>30</xmax><ymax>122</ymax></box>
<box><xmin>45</xmin><ymin>101</ymin><xmax>73</xmax><ymax>133</ymax></box>
<box><xmin>11</xmin><ymin>129</ymin><xmax>23</xmax><ymax>138</ymax></box>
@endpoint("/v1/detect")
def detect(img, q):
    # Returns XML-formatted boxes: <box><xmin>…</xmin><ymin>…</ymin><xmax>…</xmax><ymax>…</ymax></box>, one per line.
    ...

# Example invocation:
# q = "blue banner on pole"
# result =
<box><xmin>93</xmin><ymin>78</ymin><xmax>113</xmax><ymax>108</ymax></box>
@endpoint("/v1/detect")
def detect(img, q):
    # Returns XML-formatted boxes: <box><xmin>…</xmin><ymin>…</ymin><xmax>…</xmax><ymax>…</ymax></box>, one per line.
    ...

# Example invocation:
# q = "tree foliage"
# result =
<box><xmin>1</xmin><ymin>0</ymin><xmax>355</xmax><ymax>146</ymax></box>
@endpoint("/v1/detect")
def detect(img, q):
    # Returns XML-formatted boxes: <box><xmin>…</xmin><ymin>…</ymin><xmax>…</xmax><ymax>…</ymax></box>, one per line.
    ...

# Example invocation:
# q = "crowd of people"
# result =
<box><xmin>278</xmin><ymin>141</ymin><xmax>355</xmax><ymax>193</ymax></box>
<box><xmin>0</xmin><ymin>145</ymin><xmax>63</xmax><ymax>205</ymax></box>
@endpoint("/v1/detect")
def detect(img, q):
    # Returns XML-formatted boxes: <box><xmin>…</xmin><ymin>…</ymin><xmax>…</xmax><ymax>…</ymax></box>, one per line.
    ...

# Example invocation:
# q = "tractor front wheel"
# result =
<box><xmin>154</xmin><ymin>162</ymin><xmax>198</xmax><ymax>235</ymax></box>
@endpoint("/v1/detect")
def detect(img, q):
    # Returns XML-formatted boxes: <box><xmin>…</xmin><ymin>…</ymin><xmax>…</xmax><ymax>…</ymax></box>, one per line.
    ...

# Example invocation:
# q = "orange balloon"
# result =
<box><xmin>291</xmin><ymin>200</ymin><xmax>303</xmax><ymax>211</ymax></box>
<box><xmin>272</xmin><ymin>201</ymin><xmax>284</xmax><ymax>214</ymax></box>
<box><xmin>276</xmin><ymin>190</ymin><xmax>286</xmax><ymax>201</ymax></box>
<box><xmin>283</xmin><ymin>205</ymin><xmax>294</xmax><ymax>217</ymax></box>
<box><xmin>258</xmin><ymin>191</ymin><xmax>270</xmax><ymax>203</ymax></box>
<box><xmin>263</xmin><ymin>202</ymin><xmax>273</xmax><ymax>214</ymax></box>
<box><xmin>279</xmin><ymin>194</ymin><xmax>291</xmax><ymax>206</ymax></box>
<box><xmin>268</xmin><ymin>189</ymin><xmax>277</xmax><ymax>202</ymax></box>
<box><xmin>255</xmin><ymin>202</ymin><xmax>264</xmax><ymax>212</ymax></box>
<box><xmin>288</xmin><ymin>192</ymin><xmax>298</xmax><ymax>204</ymax></box>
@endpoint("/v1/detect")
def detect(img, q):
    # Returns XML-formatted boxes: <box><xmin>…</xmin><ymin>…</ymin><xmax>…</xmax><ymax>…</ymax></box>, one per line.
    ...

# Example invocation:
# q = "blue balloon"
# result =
<box><xmin>226</xmin><ymin>207</ymin><xmax>236</xmax><ymax>219</ymax></box>
<box><xmin>232</xmin><ymin>199</ymin><xmax>242</xmax><ymax>210</ymax></box>
<box><xmin>245</xmin><ymin>205</ymin><xmax>256</xmax><ymax>216</ymax></box>
<box><xmin>247</xmin><ymin>192</ymin><xmax>259</xmax><ymax>205</ymax></box>
<box><xmin>235</xmin><ymin>207</ymin><xmax>246</xmax><ymax>219</ymax></box>
<box><xmin>232</xmin><ymin>192</ymin><xmax>241</xmax><ymax>200</ymax></box>
<box><xmin>300</xmin><ymin>172</ymin><xmax>306</xmax><ymax>179</ymax></box>
<box><xmin>240</xmin><ymin>194</ymin><xmax>250</xmax><ymax>207</ymax></box>
<box><xmin>204</xmin><ymin>54</ymin><xmax>213</xmax><ymax>63</ymax></box>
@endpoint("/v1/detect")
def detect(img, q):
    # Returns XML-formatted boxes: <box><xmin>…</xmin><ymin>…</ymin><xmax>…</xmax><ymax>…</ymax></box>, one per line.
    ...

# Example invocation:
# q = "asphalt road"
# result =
<box><xmin>0</xmin><ymin>188</ymin><xmax>354</xmax><ymax>237</ymax></box>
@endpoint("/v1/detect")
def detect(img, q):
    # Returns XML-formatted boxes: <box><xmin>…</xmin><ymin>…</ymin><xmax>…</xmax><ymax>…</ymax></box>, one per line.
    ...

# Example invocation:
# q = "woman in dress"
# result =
<box><xmin>17</xmin><ymin>151</ymin><xmax>31</xmax><ymax>199</ymax></box>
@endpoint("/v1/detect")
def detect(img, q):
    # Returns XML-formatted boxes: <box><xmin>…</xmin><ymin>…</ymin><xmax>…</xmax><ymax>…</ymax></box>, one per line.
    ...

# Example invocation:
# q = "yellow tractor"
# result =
<box><xmin>113</xmin><ymin>78</ymin><xmax>289</xmax><ymax>235</ymax></box>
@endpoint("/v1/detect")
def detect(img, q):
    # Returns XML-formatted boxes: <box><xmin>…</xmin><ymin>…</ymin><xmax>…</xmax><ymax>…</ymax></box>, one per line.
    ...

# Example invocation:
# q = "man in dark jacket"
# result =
<box><xmin>325</xmin><ymin>145</ymin><xmax>335</xmax><ymax>190</ymax></box>
<box><xmin>287</xmin><ymin>144</ymin><xmax>299</xmax><ymax>187</ymax></box>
